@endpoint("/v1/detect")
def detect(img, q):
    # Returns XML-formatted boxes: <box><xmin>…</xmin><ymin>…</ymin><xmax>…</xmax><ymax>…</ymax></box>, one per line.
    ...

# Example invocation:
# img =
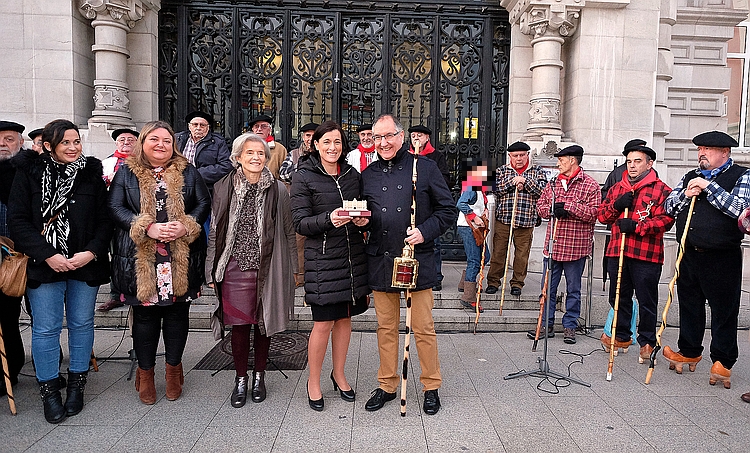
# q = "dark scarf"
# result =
<box><xmin>41</xmin><ymin>153</ymin><xmax>87</xmax><ymax>257</ymax></box>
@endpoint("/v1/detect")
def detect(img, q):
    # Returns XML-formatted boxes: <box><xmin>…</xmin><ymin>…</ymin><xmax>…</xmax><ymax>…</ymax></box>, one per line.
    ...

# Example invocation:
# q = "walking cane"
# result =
<box><xmin>0</xmin><ymin>322</ymin><xmax>17</xmax><ymax>415</ymax></box>
<box><xmin>646</xmin><ymin>197</ymin><xmax>696</xmax><ymax>384</ymax></box>
<box><xmin>473</xmin><ymin>228</ymin><xmax>489</xmax><ymax>334</ymax></box>
<box><xmin>607</xmin><ymin>207</ymin><xmax>629</xmax><ymax>381</ymax></box>
<box><xmin>532</xmin><ymin>221</ymin><xmax>559</xmax><ymax>352</ymax></box>
<box><xmin>499</xmin><ymin>186</ymin><xmax>519</xmax><ymax>315</ymax></box>
<box><xmin>91</xmin><ymin>349</ymin><xmax>99</xmax><ymax>372</ymax></box>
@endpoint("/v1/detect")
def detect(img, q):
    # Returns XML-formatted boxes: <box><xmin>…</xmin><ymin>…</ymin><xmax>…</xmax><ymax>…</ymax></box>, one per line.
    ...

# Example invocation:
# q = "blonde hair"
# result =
<box><xmin>130</xmin><ymin>120</ymin><xmax>187</xmax><ymax>169</ymax></box>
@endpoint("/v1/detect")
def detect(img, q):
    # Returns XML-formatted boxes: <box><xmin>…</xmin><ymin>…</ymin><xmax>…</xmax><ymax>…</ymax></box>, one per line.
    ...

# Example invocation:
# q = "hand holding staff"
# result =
<box><xmin>0</xmin><ymin>322</ymin><xmax>17</xmax><ymax>415</ymax></box>
<box><xmin>473</xmin><ymin>229</ymin><xmax>489</xmax><ymax>334</ymax></box>
<box><xmin>645</xmin><ymin>197</ymin><xmax>696</xmax><ymax>384</ymax></box>
<box><xmin>499</xmin><ymin>186</ymin><xmax>520</xmax><ymax>315</ymax></box>
<box><xmin>607</xmin><ymin>207</ymin><xmax>629</xmax><ymax>381</ymax></box>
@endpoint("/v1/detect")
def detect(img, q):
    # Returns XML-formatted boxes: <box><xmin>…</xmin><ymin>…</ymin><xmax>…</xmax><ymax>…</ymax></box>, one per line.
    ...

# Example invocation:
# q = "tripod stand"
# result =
<box><xmin>505</xmin><ymin>189</ymin><xmax>589</xmax><ymax>388</ymax></box>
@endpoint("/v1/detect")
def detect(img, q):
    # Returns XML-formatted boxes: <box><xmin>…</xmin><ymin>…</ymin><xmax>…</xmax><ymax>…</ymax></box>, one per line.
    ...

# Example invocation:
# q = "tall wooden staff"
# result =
<box><xmin>607</xmin><ymin>207</ymin><xmax>629</xmax><ymax>381</ymax></box>
<box><xmin>0</xmin><ymin>322</ymin><xmax>17</xmax><ymax>415</ymax></box>
<box><xmin>498</xmin><ymin>187</ymin><xmax>519</xmax><ymax>315</ymax></box>
<box><xmin>645</xmin><ymin>197</ymin><xmax>696</xmax><ymax>384</ymax></box>
<box><xmin>399</xmin><ymin>141</ymin><xmax>419</xmax><ymax>417</ymax></box>
<box><xmin>473</xmin><ymin>228</ymin><xmax>489</xmax><ymax>334</ymax></box>
<box><xmin>532</xmin><ymin>221</ymin><xmax>559</xmax><ymax>352</ymax></box>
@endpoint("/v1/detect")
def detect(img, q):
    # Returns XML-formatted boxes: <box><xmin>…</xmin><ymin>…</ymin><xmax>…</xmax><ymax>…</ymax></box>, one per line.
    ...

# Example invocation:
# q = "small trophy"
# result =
<box><xmin>340</xmin><ymin>198</ymin><xmax>371</xmax><ymax>217</ymax></box>
<box><xmin>391</xmin><ymin>240</ymin><xmax>418</xmax><ymax>289</ymax></box>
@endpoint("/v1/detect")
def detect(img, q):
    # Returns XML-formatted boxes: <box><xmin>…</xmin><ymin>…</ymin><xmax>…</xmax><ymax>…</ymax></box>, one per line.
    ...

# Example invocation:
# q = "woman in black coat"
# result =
<box><xmin>290</xmin><ymin>121</ymin><xmax>369</xmax><ymax>411</ymax></box>
<box><xmin>9</xmin><ymin>119</ymin><xmax>112</xmax><ymax>424</ymax></box>
<box><xmin>108</xmin><ymin>120</ymin><xmax>210</xmax><ymax>405</ymax></box>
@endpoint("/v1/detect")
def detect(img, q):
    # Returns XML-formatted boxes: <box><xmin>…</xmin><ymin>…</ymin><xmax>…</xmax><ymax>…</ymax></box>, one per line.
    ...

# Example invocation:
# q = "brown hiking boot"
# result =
<box><xmin>639</xmin><ymin>344</ymin><xmax>654</xmax><ymax>364</ymax></box>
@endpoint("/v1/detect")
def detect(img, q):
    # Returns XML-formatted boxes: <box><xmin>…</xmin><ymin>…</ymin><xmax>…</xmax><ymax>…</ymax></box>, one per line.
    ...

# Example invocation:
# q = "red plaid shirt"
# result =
<box><xmin>598</xmin><ymin>169</ymin><xmax>674</xmax><ymax>264</ymax></box>
<box><xmin>538</xmin><ymin>168</ymin><xmax>600</xmax><ymax>261</ymax></box>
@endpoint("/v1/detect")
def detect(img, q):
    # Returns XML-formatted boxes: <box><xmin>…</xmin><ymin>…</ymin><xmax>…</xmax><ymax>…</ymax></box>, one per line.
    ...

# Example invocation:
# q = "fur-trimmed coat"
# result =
<box><xmin>108</xmin><ymin>157</ymin><xmax>210</xmax><ymax>303</ymax></box>
<box><xmin>8</xmin><ymin>150</ymin><xmax>112</xmax><ymax>286</ymax></box>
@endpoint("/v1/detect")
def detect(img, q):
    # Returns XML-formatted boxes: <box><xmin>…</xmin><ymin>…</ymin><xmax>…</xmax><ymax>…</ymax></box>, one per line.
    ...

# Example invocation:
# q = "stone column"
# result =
<box><xmin>78</xmin><ymin>0</ymin><xmax>148</xmax><ymax>129</ymax></box>
<box><xmin>519</xmin><ymin>3</ymin><xmax>581</xmax><ymax>141</ymax></box>
<box><xmin>653</xmin><ymin>0</ymin><xmax>677</xmax><ymax>159</ymax></box>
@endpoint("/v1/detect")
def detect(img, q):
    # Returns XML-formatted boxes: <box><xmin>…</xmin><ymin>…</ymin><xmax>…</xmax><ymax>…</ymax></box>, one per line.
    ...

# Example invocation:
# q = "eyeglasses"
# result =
<box><xmin>252</xmin><ymin>123</ymin><xmax>271</xmax><ymax>131</ymax></box>
<box><xmin>117</xmin><ymin>137</ymin><xmax>137</xmax><ymax>143</ymax></box>
<box><xmin>189</xmin><ymin>122</ymin><xmax>209</xmax><ymax>128</ymax></box>
<box><xmin>372</xmin><ymin>131</ymin><xmax>402</xmax><ymax>142</ymax></box>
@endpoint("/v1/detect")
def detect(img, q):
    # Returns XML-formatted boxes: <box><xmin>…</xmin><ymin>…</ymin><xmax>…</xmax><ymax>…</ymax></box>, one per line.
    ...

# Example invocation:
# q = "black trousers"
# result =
<box><xmin>132</xmin><ymin>302</ymin><xmax>191</xmax><ymax>370</ymax></box>
<box><xmin>676</xmin><ymin>246</ymin><xmax>742</xmax><ymax>368</ymax></box>
<box><xmin>607</xmin><ymin>258</ymin><xmax>662</xmax><ymax>347</ymax></box>
<box><xmin>0</xmin><ymin>292</ymin><xmax>24</xmax><ymax>386</ymax></box>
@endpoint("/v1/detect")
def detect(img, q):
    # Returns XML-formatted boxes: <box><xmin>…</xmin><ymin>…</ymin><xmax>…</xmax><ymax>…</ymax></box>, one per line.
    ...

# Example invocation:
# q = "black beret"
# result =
<box><xmin>507</xmin><ymin>141</ymin><xmax>530</xmax><ymax>152</ymax></box>
<box><xmin>692</xmin><ymin>131</ymin><xmax>738</xmax><ymax>148</ymax></box>
<box><xmin>623</xmin><ymin>139</ymin><xmax>647</xmax><ymax>152</ymax></box>
<box><xmin>300</xmin><ymin>122</ymin><xmax>318</xmax><ymax>133</ymax></box>
<box><xmin>408</xmin><ymin>125</ymin><xmax>431</xmax><ymax>135</ymax></box>
<box><xmin>27</xmin><ymin>128</ymin><xmax>43</xmax><ymax>140</ymax></box>
<box><xmin>624</xmin><ymin>145</ymin><xmax>656</xmax><ymax>161</ymax></box>
<box><xmin>356</xmin><ymin>124</ymin><xmax>372</xmax><ymax>133</ymax></box>
<box><xmin>111</xmin><ymin>128</ymin><xmax>139</xmax><ymax>141</ymax></box>
<box><xmin>553</xmin><ymin>145</ymin><xmax>584</xmax><ymax>157</ymax></box>
<box><xmin>185</xmin><ymin>111</ymin><xmax>214</xmax><ymax>125</ymax></box>
<box><xmin>0</xmin><ymin>121</ymin><xmax>25</xmax><ymax>134</ymax></box>
<box><xmin>248</xmin><ymin>114</ymin><xmax>274</xmax><ymax>129</ymax></box>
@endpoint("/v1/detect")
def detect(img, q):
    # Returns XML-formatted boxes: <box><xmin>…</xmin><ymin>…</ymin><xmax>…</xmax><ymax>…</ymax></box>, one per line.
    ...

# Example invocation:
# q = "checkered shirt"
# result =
<box><xmin>183</xmin><ymin>137</ymin><xmax>198</xmax><ymax>165</ymax></box>
<box><xmin>664</xmin><ymin>159</ymin><xmax>750</xmax><ymax>219</ymax></box>
<box><xmin>739</xmin><ymin>205</ymin><xmax>750</xmax><ymax>234</ymax></box>
<box><xmin>537</xmin><ymin>168</ymin><xmax>600</xmax><ymax>261</ymax></box>
<box><xmin>598</xmin><ymin>170</ymin><xmax>674</xmax><ymax>264</ymax></box>
<box><xmin>494</xmin><ymin>164</ymin><xmax>547</xmax><ymax>228</ymax></box>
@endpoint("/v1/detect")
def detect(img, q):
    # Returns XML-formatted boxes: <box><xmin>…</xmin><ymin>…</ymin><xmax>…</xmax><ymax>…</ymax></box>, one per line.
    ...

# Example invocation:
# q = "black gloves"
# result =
<box><xmin>553</xmin><ymin>202</ymin><xmax>569</xmax><ymax>219</ymax></box>
<box><xmin>616</xmin><ymin>218</ymin><xmax>638</xmax><ymax>234</ymax></box>
<box><xmin>613</xmin><ymin>192</ymin><xmax>634</xmax><ymax>212</ymax></box>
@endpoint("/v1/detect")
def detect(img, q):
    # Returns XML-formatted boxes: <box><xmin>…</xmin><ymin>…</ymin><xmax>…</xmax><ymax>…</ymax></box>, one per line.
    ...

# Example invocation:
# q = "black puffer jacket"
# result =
<box><xmin>8</xmin><ymin>150</ymin><xmax>112</xmax><ymax>286</ymax></box>
<box><xmin>290</xmin><ymin>154</ymin><xmax>369</xmax><ymax>306</ymax></box>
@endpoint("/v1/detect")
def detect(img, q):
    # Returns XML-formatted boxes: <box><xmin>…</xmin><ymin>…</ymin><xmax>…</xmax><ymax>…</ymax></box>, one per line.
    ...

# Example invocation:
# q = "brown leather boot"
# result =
<box><xmin>662</xmin><ymin>346</ymin><xmax>701</xmax><ymax>373</ymax></box>
<box><xmin>165</xmin><ymin>363</ymin><xmax>184</xmax><ymax>401</ymax></box>
<box><xmin>458</xmin><ymin>270</ymin><xmax>466</xmax><ymax>292</ymax></box>
<box><xmin>135</xmin><ymin>367</ymin><xmax>156</xmax><ymax>405</ymax></box>
<box><xmin>460</xmin><ymin>282</ymin><xmax>476</xmax><ymax>309</ymax></box>
<box><xmin>709</xmin><ymin>361</ymin><xmax>731</xmax><ymax>389</ymax></box>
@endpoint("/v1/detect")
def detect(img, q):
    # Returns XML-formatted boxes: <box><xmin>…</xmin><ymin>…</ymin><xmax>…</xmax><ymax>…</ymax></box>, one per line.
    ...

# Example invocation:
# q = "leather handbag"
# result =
<box><xmin>0</xmin><ymin>236</ymin><xmax>28</xmax><ymax>298</ymax></box>
<box><xmin>468</xmin><ymin>214</ymin><xmax>490</xmax><ymax>247</ymax></box>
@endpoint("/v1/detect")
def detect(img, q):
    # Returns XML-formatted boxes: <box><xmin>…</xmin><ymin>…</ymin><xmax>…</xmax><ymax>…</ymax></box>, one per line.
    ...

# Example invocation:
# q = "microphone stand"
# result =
<box><xmin>505</xmin><ymin>180</ymin><xmax>590</xmax><ymax>387</ymax></box>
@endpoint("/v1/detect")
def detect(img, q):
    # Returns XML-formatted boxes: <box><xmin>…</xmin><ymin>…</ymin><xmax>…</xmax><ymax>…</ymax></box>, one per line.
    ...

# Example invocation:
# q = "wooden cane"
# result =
<box><xmin>0</xmin><ymin>322</ymin><xmax>17</xmax><ymax>415</ymax></box>
<box><xmin>532</xmin><ymin>221</ymin><xmax>560</xmax><ymax>352</ymax></box>
<box><xmin>607</xmin><ymin>207</ymin><xmax>629</xmax><ymax>381</ymax></box>
<box><xmin>499</xmin><ymin>187</ymin><xmax>519</xmax><ymax>315</ymax></box>
<box><xmin>646</xmin><ymin>197</ymin><xmax>696</xmax><ymax>384</ymax></box>
<box><xmin>91</xmin><ymin>349</ymin><xmax>99</xmax><ymax>372</ymax></box>
<box><xmin>400</xmin><ymin>142</ymin><xmax>419</xmax><ymax>417</ymax></box>
<box><xmin>473</xmin><ymin>229</ymin><xmax>489</xmax><ymax>334</ymax></box>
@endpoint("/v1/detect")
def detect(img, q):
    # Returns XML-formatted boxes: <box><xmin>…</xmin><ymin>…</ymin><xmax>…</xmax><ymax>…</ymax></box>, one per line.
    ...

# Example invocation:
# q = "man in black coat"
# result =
<box><xmin>0</xmin><ymin>120</ymin><xmax>25</xmax><ymax>398</ymax></box>
<box><xmin>175</xmin><ymin>111</ymin><xmax>232</xmax><ymax>193</ymax></box>
<box><xmin>361</xmin><ymin>114</ymin><xmax>457</xmax><ymax>415</ymax></box>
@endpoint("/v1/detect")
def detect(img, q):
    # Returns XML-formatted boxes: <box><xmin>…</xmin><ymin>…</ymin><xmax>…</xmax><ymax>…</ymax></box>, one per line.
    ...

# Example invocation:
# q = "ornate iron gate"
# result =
<box><xmin>159</xmin><ymin>0</ymin><xmax>511</xmax><ymax>259</ymax></box>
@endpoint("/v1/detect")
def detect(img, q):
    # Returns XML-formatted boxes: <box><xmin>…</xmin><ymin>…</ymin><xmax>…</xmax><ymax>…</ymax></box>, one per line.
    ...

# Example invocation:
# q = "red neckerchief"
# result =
<box><xmin>620</xmin><ymin>168</ymin><xmax>657</xmax><ymax>192</ymax></box>
<box><xmin>513</xmin><ymin>161</ymin><xmax>529</xmax><ymax>175</ymax></box>
<box><xmin>558</xmin><ymin>166</ymin><xmax>581</xmax><ymax>182</ymax></box>
<box><xmin>411</xmin><ymin>141</ymin><xmax>434</xmax><ymax>156</ymax></box>
<box><xmin>265</xmin><ymin>135</ymin><xmax>275</xmax><ymax>143</ymax></box>
<box><xmin>358</xmin><ymin>144</ymin><xmax>374</xmax><ymax>171</ymax></box>
<box><xmin>113</xmin><ymin>149</ymin><xmax>129</xmax><ymax>159</ymax></box>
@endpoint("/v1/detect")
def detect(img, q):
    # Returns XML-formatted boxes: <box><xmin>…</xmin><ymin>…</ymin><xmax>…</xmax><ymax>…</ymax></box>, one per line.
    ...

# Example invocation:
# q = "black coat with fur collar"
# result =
<box><xmin>8</xmin><ymin>150</ymin><xmax>113</xmax><ymax>287</ymax></box>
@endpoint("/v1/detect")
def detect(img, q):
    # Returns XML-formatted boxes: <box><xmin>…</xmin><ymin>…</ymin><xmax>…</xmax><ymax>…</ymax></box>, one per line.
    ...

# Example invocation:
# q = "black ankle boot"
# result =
<box><xmin>231</xmin><ymin>375</ymin><xmax>249</xmax><ymax>408</ymax></box>
<box><xmin>251</xmin><ymin>371</ymin><xmax>266</xmax><ymax>403</ymax></box>
<box><xmin>39</xmin><ymin>377</ymin><xmax>67</xmax><ymax>424</ymax></box>
<box><xmin>64</xmin><ymin>369</ymin><xmax>88</xmax><ymax>416</ymax></box>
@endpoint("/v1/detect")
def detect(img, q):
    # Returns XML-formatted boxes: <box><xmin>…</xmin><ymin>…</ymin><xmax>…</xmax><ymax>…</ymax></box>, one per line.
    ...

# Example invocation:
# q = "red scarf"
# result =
<box><xmin>265</xmin><ymin>135</ymin><xmax>275</xmax><ymax>143</ymax></box>
<box><xmin>513</xmin><ymin>161</ymin><xmax>529</xmax><ymax>175</ymax></box>
<box><xmin>620</xmin><ymin>168</ymin><xmax>657</xmax><ymax>192</ymax></box>
<box><xmin>113</xmin><ymin>149</ymin><xmax>129</xmax><ymax>159</ymax></box>
<box><xmin>357</xmin><ymin>144</ymin><xmax>375</xmax><ymax>171</ymax></box>
<box><xmin>411</xmin><ymin>141</ymin><xmax>434</xmax><ymax>156</ymax></box>
<box><xmin>557</xmin><ymin>166</ymin><xmax>581</xmax><ymax>182</ymax></box>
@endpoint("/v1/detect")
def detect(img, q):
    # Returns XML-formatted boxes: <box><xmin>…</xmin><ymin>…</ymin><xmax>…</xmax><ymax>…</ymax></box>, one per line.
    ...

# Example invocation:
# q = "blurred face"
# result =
<box><xmin>31</xmin><ymin>136</ymin><xmax>43</xmax><ymax>154</ymax></box>
<box><xmin>142</xmin><ymin>127</ymin><xmax>174</xmax><ymax>167</ymax></box>
<box><xmin>251</xmin><ymin>121</ymin><xmax>272</xmax><ymax>139</ymax></box>
<box><xmin>508</xmin><ymin>151</ymin><xmax>529</xmax><ymax>170</ymax></box>
<box><xmin>188</xmin><ymin>117</ymin><xmax>210</xmax><ymax>142</ymax></box>
<box><xmin>410</xmin><ymin>132</ymin><xmax>430</xmax><ymax>151</ymax></box>
<box><xmin>556</xmin><ymin>155</ymin><xmax>578</xmax><ymax>177</ymax></box>
<box><xmin>237</xmin><ymin>140</ymin><xmax>267</xmax><ymax>178</ymax></box>
<box><xmin>48</xmin><ymin>129</ymin><xmax>82</xmax><ymax>164</ymax></box>
<box><xmin>358</xmin><ymin>129</ymin><xmax>374</xmax><ymax>148</ymax></box>
<box><xmin>372</xmin><ymin>117</ymin><xmax>404</xmax><ymax>161</ymax></box>
<box><xmin>625</xmin><ymin>151</ymin><xmax>653</xmax><ymax>179</ymax></box>
<box><xmin>115</xmin><ymin>132</ymin><xmax>137</xmax><ymax>155</ymax></box>
<box><xmin>697</xmin><ymin>146</ymin><xmax>730</xmax><ymax>171</ymax></box>
<box><xmin>316</xmin><ymin>129</ymin><xmax>343</xmax><ymax>169</ymax></box>
<box><xmin>0</xmin><ymin>130</ymin><xmax>23</xmax><ymax>160</ymax></box>
<box><xmin>302</xmin><ymin>130</ymin><xmax>315</xmax><ymax>150</ymax></box>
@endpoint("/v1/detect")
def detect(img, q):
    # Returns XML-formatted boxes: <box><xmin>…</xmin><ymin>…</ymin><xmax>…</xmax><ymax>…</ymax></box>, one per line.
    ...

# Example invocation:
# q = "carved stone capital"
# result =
<box><xmin>519</xmin><ymin>4</ymin><xmax>582</xmax><ymax>40</ymax></box>
<box><xmin>78</xmin><ymin>0</ymin><xmax>149</xmax><ymax>29</ymax></box>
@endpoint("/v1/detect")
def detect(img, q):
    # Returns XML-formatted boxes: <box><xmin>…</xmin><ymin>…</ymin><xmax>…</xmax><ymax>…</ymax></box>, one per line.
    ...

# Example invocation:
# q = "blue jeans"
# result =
<box><xmin>27</xmin><ymin>280</ymin><xmax>99</xmax><ymax>381</ymax></box>
<box><xmin>458</xmin><ymin>226</ymin><xmax>489</xmax><ymax>282</ymax></box>
<box><xmin>543</xmin><ymin>257</ymin><xmax>586</xmax><ymax>330</ymax></box>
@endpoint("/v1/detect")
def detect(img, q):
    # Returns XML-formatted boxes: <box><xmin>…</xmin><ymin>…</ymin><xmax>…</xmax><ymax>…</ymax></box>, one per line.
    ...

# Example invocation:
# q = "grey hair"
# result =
<box><xmin>373</xmin><ymin>113</ymin><xmax>404</xmax><ymax>133</ymax></box>
<box><xmin>231</xmin><ymin>132</ymin><xmax>269</xmax><ymax>165</ymax></box>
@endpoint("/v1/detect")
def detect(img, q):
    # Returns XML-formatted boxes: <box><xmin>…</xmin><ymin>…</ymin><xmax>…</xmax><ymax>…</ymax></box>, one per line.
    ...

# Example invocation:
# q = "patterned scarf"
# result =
<box><xmin>41</xmin><ymin>153</ymin><xmax>87</xmax><ymax>257</ymax></box>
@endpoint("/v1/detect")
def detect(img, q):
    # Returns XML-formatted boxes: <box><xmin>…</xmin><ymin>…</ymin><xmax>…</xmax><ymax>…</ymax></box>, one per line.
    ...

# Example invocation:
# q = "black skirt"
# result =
<box><xmin>310</xmin><ymin>296</ymin><xmax>369</xmax><ymax>321</ymax></box>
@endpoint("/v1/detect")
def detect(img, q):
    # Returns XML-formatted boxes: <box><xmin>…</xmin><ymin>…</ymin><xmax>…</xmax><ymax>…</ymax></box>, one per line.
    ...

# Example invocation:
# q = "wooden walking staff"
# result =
<box><xmin>532</xmin><ymin>221</ymin><xmax>560</xmax><ymax>352</ymax></box>
<box><xmin>498</xmin><ymin>187</ymin><xmax>519</xmax><ymax>315</ymax></box>
<box><xmin>646</xmin><ymin>197</ymin><xmax>696</xmax><ymax>384</ymax></box>
<box><xmin>607</xmin><ymin>207</ymin><xmax>629</xmax><ymax>381</ymax></box>
<box><xmin>473</xmin><ymin>228</ymin><xmax>489</xmax><ymax>334</ymax></box>
<box><xmin>0</xmin><ymin>322</ymin><xmax>17</xmax><ymax>415</ymax></box>
<box><xmin>393</xmin><ymin>141</ymin><xmax>420</xmax><ymax>417</ymax></box>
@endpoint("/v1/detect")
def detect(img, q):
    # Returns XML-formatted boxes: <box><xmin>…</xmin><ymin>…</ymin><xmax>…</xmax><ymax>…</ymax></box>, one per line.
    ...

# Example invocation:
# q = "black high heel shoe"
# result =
<box><xmin>330</xmin><ymin>372</ymin><xmax>355</xmax><ymax>402</ymax></box>
<box><xmin>307</xmin><ymin>380</ymin><xmax>324</xmax><ymax>411</ymax></box>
